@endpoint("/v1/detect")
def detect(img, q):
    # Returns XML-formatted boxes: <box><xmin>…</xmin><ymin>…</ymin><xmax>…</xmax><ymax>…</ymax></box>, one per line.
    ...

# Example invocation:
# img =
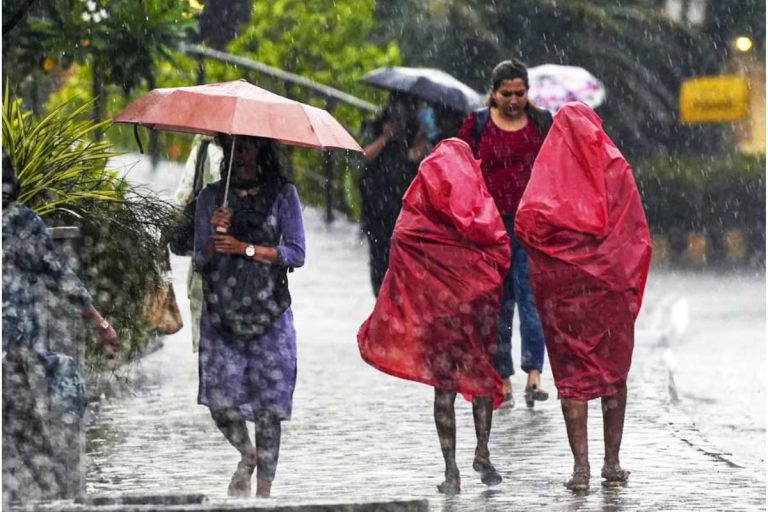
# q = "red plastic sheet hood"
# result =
<box><xmin>515</xmin><ymin>102</ymin><xmax>652</xmax><ymax>314</ymax></box>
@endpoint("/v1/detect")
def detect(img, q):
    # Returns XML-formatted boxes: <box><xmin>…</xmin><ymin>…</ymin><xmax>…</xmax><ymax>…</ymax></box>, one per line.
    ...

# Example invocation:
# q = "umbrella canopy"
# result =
<box><xmin>361</xmin><ymin>66</ymin><xmax>484</xmax><ymax>113</ymax></box>
<box><xmin>113</xmin><ymin>79</ymin><xmax>363</xmax><ymax>153</ymax></box>
<box><xmin>527</xmin><ymin>64</ymin><xmax>606</xmax><ymax>113</ymax></box>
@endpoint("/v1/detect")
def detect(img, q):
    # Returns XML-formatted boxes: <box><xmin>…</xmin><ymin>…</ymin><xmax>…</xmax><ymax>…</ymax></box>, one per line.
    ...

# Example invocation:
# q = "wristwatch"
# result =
<box><xmin>245</xmin><ymin>244</ymin><xmax>256</xmax><ymax>258</ymax></box>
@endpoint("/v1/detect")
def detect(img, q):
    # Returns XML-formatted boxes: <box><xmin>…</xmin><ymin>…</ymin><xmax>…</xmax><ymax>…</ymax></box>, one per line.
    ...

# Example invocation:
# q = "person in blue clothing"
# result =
<box><xmin>194</xmin><ymin>135</ymin><xmax>305</xmax><ymax>499</ymax></box>
<box><xmin>2</xmin><ymin>153</ymin><xmax>118</xmax><ymax>502</ymax></box>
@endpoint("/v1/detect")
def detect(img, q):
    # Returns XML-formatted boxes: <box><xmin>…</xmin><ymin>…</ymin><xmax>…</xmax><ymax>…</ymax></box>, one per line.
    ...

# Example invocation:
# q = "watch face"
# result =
<box><xmin>245</xmin><ymin>245</ymin><xmax>256</xmax><ymax>257</ymax></box>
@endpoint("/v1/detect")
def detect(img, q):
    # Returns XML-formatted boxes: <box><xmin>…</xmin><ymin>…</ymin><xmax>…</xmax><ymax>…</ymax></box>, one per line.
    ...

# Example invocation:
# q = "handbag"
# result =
<box><xmin>145</xmin><ymin>281</ymin><xmax>184</xmax><ymax>335</ymax></box>
<box><xmin>169</xmin><ymin>139</ymin><xmax>210</xmax><ymax>256</ymax></box>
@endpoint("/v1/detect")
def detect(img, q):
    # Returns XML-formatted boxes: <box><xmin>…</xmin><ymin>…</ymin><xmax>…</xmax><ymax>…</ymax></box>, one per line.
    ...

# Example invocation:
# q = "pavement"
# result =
<box><xmin>61</xmin><ymin>156</ymin><xmax>768</xmax><ymax>510</ymax></box>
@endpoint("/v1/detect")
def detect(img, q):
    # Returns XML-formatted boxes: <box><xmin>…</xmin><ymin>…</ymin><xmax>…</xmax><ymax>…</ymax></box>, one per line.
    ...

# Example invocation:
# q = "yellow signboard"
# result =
<box><xmin>680</xmin><ymin>75</ymin><xmax>750</xmax><ymax>124</ymax></box>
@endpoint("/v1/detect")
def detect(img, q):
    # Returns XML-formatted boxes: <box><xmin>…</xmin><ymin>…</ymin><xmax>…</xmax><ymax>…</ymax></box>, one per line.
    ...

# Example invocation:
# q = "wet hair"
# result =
<box><xmin>486</xmin><ymin>58</ymin><xmax>551</xmax><ymax>136</ymax></box>
<box><xmin>216</xmin><ymin>135</ymin><xmax>283</xmax><ymax>185</ymax></box>
<box><xmin>2</xmin><ymin>152</ymin><xmax>20</xmax><ymax>205</ymax></box>
<box><xmin>368</xmin><ymin>93</ymin><xmax>419</xmax><ymax>144</ymax></box>
<box><xmin>491</xmin><ymin>58</ymin><xmax>529</xmax><ymax>91</ymax></box>
<box><xmin>487</xmin><ymin>58</ymin><xmax>529</xmax><ymax>108</ymax></box>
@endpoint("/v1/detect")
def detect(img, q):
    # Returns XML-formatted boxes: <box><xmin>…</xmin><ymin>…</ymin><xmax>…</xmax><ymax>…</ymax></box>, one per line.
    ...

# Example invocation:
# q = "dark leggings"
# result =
<box><xmin>210</xmin><ymin>408</ymin><xmax>282</xmax><ymax>481</ymax></box>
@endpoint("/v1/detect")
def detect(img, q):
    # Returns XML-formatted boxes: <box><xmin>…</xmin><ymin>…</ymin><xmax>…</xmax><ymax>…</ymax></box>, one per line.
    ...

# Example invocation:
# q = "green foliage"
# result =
<box><xmin>635</xmin><ymin>153</ymin><xmax>766</xmax><ymax>261</ymax></box>
<box><xmin>2</xmin><ymin>90</ymin><xmax>121</xmax><ymax>216</ymax></box>
<box><xmin>3</xmin><ymin>91</ymin><xmax>178</xmax><ymax>363</ymax></box>
<box><xmin>3</xmin><ymin>0</ymin><xmax>197</xmax><ymax>95</ymax></box>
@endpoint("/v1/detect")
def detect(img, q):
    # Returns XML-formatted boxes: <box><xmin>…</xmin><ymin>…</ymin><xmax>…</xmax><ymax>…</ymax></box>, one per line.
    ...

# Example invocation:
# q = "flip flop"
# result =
<box><xmin>601</xmin><ymin>465</ymin><xmax>630</xmax><ymax>487</ymax></box>
<box><xmin>565</xmin><ymin>468</ymin><xmax>591</xmax><ymax>491</ymax></box>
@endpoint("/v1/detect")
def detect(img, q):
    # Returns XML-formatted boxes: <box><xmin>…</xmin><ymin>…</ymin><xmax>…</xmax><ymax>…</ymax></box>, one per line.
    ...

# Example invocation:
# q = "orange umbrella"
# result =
<box><xmin>114</xmin><ymin>79</ymin><xmax>362</xmax><ymax>151</ymax></box>
<box><xmin>114</xmin><ymin>79</ymin><xmax>363</xmax><ymax>205</ymax></box>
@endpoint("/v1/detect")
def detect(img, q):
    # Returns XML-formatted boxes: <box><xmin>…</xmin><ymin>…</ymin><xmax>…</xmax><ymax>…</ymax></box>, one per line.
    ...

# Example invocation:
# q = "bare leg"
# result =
<box><xmin>526</xmin><ymin>369</ymin><xmax>541</xmax><ymax>388</ymax></box>
<box><xmin>561</xmin><ymin>398</ymin><xmax>590</xmax><ymax>490</ymax></box>
<box><xmin>210</xmin><ymin>408</ymin><xmax>257</xmax><ymax>497</ymax></box>
<box><xmin>471</xmin><ymin>396</ymin><xmax>502</xmax><ymax>486</ymax></box>
<box><xmin>601</xmin><ymin>386</ymin><xmax>630</xmax><ymax>486</ymax></box>
<box><xmin>434</xmin><ymin>388</ymin><xmax>460</xmax><ymax>494</ymax></box>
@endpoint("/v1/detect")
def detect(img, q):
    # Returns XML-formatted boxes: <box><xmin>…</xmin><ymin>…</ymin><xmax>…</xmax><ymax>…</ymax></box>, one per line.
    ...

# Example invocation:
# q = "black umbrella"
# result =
<box><xmin>361</xmin><ymin>66</ymin><xmax>484</xmax><ymax>113</ymax></box>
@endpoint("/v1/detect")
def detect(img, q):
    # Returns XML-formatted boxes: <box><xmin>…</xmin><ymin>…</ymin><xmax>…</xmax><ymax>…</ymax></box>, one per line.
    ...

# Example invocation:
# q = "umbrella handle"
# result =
<box><xmin>216</xmin><ymin>135</ymin><xmax>236</xmax><ymax>233</ymax></box>
<box><xmin>221</xmin><ymin>135</ymin><xmax>236</xmax><ymax>209</ymax></box>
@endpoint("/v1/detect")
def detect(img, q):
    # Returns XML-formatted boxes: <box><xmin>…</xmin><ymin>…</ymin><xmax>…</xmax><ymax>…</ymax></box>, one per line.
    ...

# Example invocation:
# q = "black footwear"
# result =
<box><xmin>472</xmin><ymin>456</ymin><xmax>502</xmax><ymax>486</ymax></box>
<box><xmin>524</xmin><ymin>384</ymin><xmax>549</xmax><ymax>408</ymax></box>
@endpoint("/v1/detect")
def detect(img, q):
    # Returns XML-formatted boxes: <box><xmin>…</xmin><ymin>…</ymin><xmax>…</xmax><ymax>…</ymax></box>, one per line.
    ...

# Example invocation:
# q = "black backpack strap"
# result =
<box><xmin>529</xmin><ymin>106</ymin><xmax>554</xmax><ymax>139</ymax></box>
<box><xmin>471</xmin><ymin>107</ymin><xmax>490</xmax><ymax>158</ymax></box>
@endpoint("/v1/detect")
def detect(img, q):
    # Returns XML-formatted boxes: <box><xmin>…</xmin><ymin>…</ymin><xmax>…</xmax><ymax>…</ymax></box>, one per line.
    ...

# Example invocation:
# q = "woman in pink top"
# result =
<box><xmin>457</xmin><ymin>59</ymin><xmax>552</xmax><ymax>409</ymax></box>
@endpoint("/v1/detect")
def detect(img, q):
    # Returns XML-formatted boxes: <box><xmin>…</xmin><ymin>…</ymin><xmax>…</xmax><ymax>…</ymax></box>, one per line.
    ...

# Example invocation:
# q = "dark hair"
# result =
<box><xmin>2</xmin><ymin>152</ymin><xmax>20</xmax><ymax>205</ymax></box>
<box><xmin>485</xmin><ymin>58</ymin><xmax>551</xmax><ymax>135</ymax></box>
<box><xmin>217</xmin><ymin>135</ymin><xmax>283</xmax><ymax>185</ymax></box>
<box><xmin>490</xmin><ymin>58</ymin><xmax>529</xmax><ymax>92</ymax></box>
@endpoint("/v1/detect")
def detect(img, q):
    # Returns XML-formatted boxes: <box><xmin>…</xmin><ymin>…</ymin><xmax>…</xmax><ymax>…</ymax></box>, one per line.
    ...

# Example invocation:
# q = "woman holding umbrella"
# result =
<box><xmin>193</xmin><ymin>135</ymin><xmax>305</xmax><ymax>499</ymax></box>
<box><xmin>114</xmin><ymin>79</ymin><xmax>361</xmax><ymax>499</ymax></box>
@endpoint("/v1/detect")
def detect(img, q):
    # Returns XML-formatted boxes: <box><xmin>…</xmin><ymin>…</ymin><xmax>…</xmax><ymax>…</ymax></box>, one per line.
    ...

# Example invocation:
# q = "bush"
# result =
<box><xmin>3</xmin><ymin>91</ymin><xmax>177</xmax><ymax>364</ymax></box>
<box><xmin>635</xmin><ymin>153</ymin><xmax>765</xmax><ymax>263</ymax></box>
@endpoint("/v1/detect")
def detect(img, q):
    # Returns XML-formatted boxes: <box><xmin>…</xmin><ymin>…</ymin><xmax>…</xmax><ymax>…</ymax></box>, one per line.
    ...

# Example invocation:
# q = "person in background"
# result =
<box><xmin>2</xmin><ymin>153</ymin><xmax>118</xmax><ymax>502</ymax></box>
<box><xmin>359</xmin><ymin>93</ymin><xmax>429</xmax><ymax>296</ymax></box>
<box><xmin>457</xmin><ymin>58</ymin><xmax>552</xmax><ymax>409</ymax></box>
<box><xmin>194</xmin><ymin>135</ymin><xmax>305</xmax><ymax>499</ymax></box>
<box><xmin>174</xmin><ymin>135</ymin><xmax>223</xmax><ymax>351</ymax></box>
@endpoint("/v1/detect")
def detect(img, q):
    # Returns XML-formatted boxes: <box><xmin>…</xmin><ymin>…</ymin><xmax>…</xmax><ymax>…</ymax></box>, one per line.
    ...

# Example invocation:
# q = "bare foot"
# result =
<box><xmin>473</xmin><ymin>455</ymin><xmax>502</xmax><ymax>486</ymax></box>
<box><xmin>255</xmin><ymin>478</ymin><xmax>272</xmax><ymax>498</ymax></box>
<box><xmin>227</xmin><ymin>458</ymin><xmax>256</xmax><ymax>497</ymax></box>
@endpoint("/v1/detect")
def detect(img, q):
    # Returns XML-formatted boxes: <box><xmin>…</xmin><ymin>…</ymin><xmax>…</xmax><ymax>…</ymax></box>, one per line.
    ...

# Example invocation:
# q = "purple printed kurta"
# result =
<box><xmin>194</xmin><ymin>182</ymin><xmax>306</xmax><ymax>420</ymax></box>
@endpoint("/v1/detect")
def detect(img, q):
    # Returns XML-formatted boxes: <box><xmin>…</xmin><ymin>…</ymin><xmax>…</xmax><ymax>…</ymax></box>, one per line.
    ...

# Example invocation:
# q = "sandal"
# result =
<box><xmin>524</xmin><ymin>385</ymin><xmax>549</xmax><ymax>408</ymax></box>
<box><xmin>601</xmin><ymin>464</ymin><xmax>630</xmax><ymax>487</ymax></box>
<box><xmin>565</xmin><ymin>467</ymin><xmax>590</xmax><ymax>491</ymax></box>
<box><xmin>473</xmin><ymin>456</ymin><xmax>503</xmax><ymax>486</ymax></box>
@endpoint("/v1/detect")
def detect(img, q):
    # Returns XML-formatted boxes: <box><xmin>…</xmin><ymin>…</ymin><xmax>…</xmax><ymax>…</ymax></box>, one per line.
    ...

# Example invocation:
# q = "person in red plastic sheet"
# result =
<box><xmin>514</xmin><ymin>102</ymin><xmax>652</xmax><ymax>491</ymax></box>
<box><xmin>358</xmin><ymin>138</ymin><xmax>510</xmax><ymax>495</ymax></box>
<box><xmin>457</xmin><ymin>58</ymin><xmax>553</xmax><ymax>409</ymax></box>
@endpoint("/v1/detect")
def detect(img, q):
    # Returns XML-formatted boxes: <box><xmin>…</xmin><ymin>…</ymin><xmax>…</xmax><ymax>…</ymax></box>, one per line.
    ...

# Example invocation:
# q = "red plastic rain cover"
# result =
<box><xmin>514</xmin><ymin>102</ymin><xmax>652</xmax><ymax>400</ymax></box>
<box><xmin>358</xmin><ymin>138</ymin><xmax>510</xmax><ymax>405</ymax></box>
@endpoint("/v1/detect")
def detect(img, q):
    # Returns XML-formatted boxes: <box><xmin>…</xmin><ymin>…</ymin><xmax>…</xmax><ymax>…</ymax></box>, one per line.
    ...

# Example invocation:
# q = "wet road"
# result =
<box><xmin>84</xmin><ymin>156</ymin><xmax>765</xmax><ymax>510</ymax></box>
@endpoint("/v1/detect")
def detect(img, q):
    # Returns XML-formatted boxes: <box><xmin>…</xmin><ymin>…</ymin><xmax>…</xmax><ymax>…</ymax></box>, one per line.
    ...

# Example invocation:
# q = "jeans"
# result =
<box><xmin>493</xmin><ymin>218</ymin><xmax>546</xmax><ymax>378</ymax></box>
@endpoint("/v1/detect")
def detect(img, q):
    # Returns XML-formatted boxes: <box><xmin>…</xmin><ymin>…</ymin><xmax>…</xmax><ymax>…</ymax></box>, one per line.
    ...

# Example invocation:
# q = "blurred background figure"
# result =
<box><xmin>173</xmin><ymin>135</ymin><xmax>223</xmax><ymax>352</ymax></box>
<box><xmin>359</xmin><ymin>93</ymin><xmax>429</xmax><ymax>296</ymax></box>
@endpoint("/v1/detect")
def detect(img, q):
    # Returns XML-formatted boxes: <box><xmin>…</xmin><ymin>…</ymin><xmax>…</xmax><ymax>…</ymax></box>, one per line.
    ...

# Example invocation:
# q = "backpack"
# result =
<box><xmin>201</xmin><ymin>180</ymin><xmax>291</xmax><ymax>339</ymax></box>
<box><xmin>169</xmin><ymin>139</ymin><xmax>211</xmax><ymax>256</ymax></box>
<box><xmin>470</xmin><ymin>106</ymin><xmax>554</xmax><ymax>158</ymax></box>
